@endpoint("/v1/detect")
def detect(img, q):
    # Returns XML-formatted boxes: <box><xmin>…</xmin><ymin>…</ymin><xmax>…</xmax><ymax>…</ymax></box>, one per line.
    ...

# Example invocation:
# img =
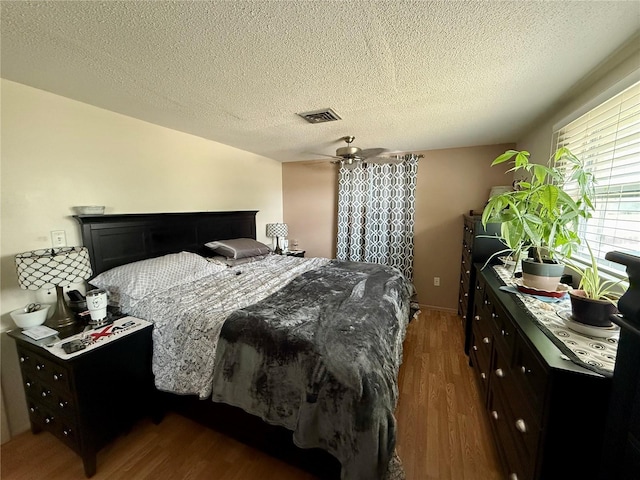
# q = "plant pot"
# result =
<box><xmin>521</xmin><ymin>258</ymin><xmax>565</xmax><ymax>291</ymax></box>
<box><xmin>569</xmin><ymin>290</ymin><xmax>618</xmax><ymax>327</ymax></box>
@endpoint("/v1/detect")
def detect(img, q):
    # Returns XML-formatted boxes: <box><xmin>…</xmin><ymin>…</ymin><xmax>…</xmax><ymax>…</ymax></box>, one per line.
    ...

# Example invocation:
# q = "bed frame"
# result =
<box><xmin>74</xmin><ymin>211</ymin><xmax>340</xmax><ymax>478</ymax></box>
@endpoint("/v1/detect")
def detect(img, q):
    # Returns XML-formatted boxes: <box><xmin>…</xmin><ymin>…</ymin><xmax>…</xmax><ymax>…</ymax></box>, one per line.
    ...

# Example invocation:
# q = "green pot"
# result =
<box><xmin>521</xmin><ymin>258</ymin><xmax>565</xmax><ymax>291</ymax></box>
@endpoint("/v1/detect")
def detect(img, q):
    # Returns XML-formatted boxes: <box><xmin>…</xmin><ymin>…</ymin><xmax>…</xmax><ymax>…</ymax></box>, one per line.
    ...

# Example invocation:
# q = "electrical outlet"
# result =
<box><xmin>434</xmin><ymin>276</ymin><xmax>440</xmax><ymax>287</ymax></box>
<box><xmin>51</xmin><ymin>230</ymin><xmax>66</xmax><ymax>247</ymax></box>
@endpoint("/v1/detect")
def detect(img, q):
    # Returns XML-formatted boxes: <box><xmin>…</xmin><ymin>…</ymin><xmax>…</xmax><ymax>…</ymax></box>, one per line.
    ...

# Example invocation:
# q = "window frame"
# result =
<box><xmin>552</xmin><ymin>71</ymin><xmax>640</xmax><ymax>279</ymax></box>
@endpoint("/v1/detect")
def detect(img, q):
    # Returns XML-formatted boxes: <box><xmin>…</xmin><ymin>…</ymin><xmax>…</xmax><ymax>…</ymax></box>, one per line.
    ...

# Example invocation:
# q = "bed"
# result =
<box><xmin>75</xmin><ymin>211</ymin><xmax>414</xmax><ymax>479</ymax></box>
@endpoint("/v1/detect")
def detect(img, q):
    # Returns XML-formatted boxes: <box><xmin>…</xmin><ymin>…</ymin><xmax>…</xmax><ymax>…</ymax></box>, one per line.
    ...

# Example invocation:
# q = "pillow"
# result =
<box><xmin>204</xmin><ymin>238</ymin><xmax>271</xmax><ymax>259</ymax></box>
<box><xmin>208</xmin><ymin>254</ymin><xmax>269</xmax><ymax>267</ymax></box>
<box><xmin>90</xmin><ymin>251</ymin><xmax>224</xmax><ymax>309</ymax></box>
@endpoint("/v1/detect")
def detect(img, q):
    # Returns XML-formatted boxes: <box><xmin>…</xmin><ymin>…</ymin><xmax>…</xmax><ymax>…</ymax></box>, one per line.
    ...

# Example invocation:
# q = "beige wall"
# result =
<box><xmin>283</xmin><ymin>144</ymin><xmax>514</xmax><ymax>311</ymax></box>
<box><xmin>282</xmin><ymin>161</ymin><xmax>338</xmax><ymax>259</ymax></box>
<box><xmin>0</xmin><ymin>80</ymin><xmax>284</xmax><ymax>438</ymax></box>
<box><xmin>518</xmin><ymin>33</ymin><xmax>640</xmax><ymax>161</ymax></box>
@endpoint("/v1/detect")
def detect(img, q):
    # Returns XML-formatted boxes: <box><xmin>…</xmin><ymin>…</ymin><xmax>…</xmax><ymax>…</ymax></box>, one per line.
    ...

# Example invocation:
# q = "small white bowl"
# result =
<box><xmin>73</xmin><ymin>205</ymin><xmax>105</xmax><ymax>215</ymax></box>
<box><xmin>10</xmin><ymin>305</ymin><xmax>50</xmax><ymax>329</ymax></box>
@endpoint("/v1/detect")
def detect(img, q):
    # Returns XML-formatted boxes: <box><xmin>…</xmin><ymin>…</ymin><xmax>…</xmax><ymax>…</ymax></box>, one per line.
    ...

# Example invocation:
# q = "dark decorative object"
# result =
<box><xmin>605</xmin><ymin>251</ymin><xmax>639</xmax><ymax>322</ymax></box>
<box><xmin>599</xmin><ymin>251</ymin><xmax>640</xmax><ymax>480</ymax></box>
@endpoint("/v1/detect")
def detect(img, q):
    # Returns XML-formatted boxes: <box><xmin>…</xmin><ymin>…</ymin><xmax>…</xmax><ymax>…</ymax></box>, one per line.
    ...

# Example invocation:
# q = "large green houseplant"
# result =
<box><xmin>481</xmin><ymin>147</ymin><xmax>596</xmax><ymax>290</ymax></box>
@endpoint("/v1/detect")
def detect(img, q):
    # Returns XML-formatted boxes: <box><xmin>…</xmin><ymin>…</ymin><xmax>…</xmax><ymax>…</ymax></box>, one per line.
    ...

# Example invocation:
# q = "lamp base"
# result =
<box><xmin>274</xmin><ymin>237</ymin><xmax>282</xmax><ymax>255</ymax></box>
<box><xmin>45</xmin><ymin>286</ymin><xmax>76</xmax><ymax>329</ymax></box>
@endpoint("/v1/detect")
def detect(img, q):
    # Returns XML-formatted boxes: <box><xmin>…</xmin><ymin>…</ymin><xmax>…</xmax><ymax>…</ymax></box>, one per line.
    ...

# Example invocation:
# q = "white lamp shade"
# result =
<box><xmin>15</xmin><ymin>247</ymin><xmax>93</xmax><ymax>290</ymax></box>
<box><xmin>266</xmin><ymin>223</ymin><xmax>288</xmax><ymax>237</ymax></box>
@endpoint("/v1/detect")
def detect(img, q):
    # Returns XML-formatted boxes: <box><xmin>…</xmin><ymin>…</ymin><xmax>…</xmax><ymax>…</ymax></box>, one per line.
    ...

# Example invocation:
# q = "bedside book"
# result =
<box><xmin>21</xmin><ymin>325</ymin><xmax>58</xmax><ymax>341</ymax></box>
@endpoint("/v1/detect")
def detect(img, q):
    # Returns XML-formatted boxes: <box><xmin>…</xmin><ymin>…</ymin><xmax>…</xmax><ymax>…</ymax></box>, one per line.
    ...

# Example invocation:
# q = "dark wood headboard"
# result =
<box><xmin>74</xmin><ymin>211</ymin><xmax>258</xmax><ymax>276</ymax></box>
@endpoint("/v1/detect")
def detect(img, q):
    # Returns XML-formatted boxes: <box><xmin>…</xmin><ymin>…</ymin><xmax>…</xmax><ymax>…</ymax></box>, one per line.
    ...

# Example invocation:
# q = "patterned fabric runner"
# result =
<box><xmin>492</xmin><ymin>265</ymin><xmax>618</xmax><ymax>377</ymax></box>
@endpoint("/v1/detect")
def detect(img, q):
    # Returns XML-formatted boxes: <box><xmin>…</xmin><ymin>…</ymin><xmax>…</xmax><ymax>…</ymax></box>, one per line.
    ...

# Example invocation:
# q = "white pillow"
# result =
<box><xmin>90</xmin><ymin>251</ymin><xmax>224</xmax><ymax>309</ymax></box>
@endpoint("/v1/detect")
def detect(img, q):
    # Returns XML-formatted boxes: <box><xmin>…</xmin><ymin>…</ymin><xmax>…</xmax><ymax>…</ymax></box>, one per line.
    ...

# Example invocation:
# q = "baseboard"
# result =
<box><xmin>418</xmin><ymin>304</ymin><xmax>458</xmax><ymax>314</ymax></box>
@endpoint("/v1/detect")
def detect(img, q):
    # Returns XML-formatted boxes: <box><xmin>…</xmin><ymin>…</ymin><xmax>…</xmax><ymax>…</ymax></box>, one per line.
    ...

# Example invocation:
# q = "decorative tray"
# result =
<box><xmin>514</xmin><ymin>278</ymin><xmax>570</xmax><ymax>298</ymax></box>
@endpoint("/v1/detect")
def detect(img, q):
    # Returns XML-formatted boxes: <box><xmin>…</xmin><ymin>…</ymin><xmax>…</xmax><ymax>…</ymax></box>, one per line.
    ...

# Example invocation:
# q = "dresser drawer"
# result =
<box><xmin>487</xmin><ymin>386</ymin><xmax>531</xmax><ymax>480</ymax></box>
<box><xmin>491</xmin><ymin>301</ymin><xmax>516</xmax><ymax>361</ymax></box>
<box><xmin>27</xmin><ymin>399</ymin><xmax>79</xmax><ymax>450</ymax></box>
<box><xmin>491</xmin><ymin>349</ymin><xmax>541</xmax><ymax>474</ymax></box>
<box><xmin>18</xmin><ymin>347</ymin><xmax>72</xmax><ymax>393</ymax></box>
<box><xmin>513</xmin><ymin>334</ymin><xmax>548</xmax><ymax>414</ymax></box>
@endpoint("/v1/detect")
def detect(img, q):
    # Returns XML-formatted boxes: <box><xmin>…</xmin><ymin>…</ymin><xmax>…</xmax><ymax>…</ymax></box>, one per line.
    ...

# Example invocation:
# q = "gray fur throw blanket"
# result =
<box><xmin>211</xmin><ymin>260</ymin><xmax>413</xmax><ymax>479</ymax></box>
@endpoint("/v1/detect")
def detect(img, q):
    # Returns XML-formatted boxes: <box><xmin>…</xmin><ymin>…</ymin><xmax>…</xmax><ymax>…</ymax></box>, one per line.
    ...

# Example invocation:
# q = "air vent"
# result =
<box><xmin>297</xmin><ymin>108</ymin><xmax>342</xmax><ymax>124</ymax></box>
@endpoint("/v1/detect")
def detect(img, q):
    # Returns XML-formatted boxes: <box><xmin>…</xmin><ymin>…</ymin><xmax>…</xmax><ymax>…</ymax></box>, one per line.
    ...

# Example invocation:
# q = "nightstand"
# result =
<box><xmin>8</xmin><ymin>317</ymin><xmax>157</xmax><ymax>477</ymax></box>
<box><xmin>284</xmin><ymin>250</ymin><xmax>305</xmax><ymax>258</ymax></box>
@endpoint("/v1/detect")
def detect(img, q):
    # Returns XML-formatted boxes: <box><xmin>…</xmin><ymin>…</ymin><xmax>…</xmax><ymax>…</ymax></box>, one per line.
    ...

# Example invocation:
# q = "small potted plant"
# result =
<box><xmin>481</xmin><ymin>147</ymin><xmax>595</xmax><ymax>291</ymax></box>
<box><xmin>561</xmin><ymin>243</ymin><xmax>624</xmax><ymax>327</ymax></box>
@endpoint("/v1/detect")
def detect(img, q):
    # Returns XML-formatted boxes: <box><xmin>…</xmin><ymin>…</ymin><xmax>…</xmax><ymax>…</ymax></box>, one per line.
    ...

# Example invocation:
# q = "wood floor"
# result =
<box><xmin>0</xmin><ymin>309</ymin><xmax>502</xmax><ymax>480</ymax></box>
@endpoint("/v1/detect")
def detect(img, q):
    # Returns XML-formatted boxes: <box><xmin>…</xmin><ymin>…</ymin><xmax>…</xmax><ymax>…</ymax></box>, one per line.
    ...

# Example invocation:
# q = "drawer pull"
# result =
<box><xmin>482</xmin><ymin>337</ymin><xmax>490</xmax><ymax>344</ymax></box>
<box><xmin>495</xmin><ymin>368</ymin><xmax>505</xmax><ymax>378</ymax></box>
<box><xmin>59</xmin><ymin>400</ymin><xmax>68</xmax><ymax>409</ymax></box>
<box><xmin>520</xmin><ymin>365</ymin><xmax>531</xmax><ymax>374</ymax></box>
<box><xmin>464</xmin><ymin>293</ymin><xmax>468</xmax><ymax>298</ymax></box>
<box><xmin>29</xmin><ymin>406</ymin><xmax>38</xmax><ymax>413</ymax></box>
<box><xmin>41</xmin><ymin>390</ymin><xmax>51</xmax><ymax>398</ymax></box>
<box><xmin>515</xmin><ymin>419</ymin><xmax>527</xmax><ymax>433</ymax></box>
<box><xmin>474</xmin><ymin>315</ymin><xmax>480</xmax><ymax>321</ymax></box>
<box><xmin>36</xmin><ymin>363</ymin><xmax>45</xmax><ymax>371</ymax></box>
<box><xmin>509</xmin><ymin>474</ymin><xmax>518</xmax><ymax>480</ymax></box>
<box><xmin>25</xmin><ymin>381</ymin><xmax>32</xmax><ymax>388</ymax></box>
<box><xmin>466</xmin><ymin>270</ymin><xmax>470</xmax><ymax>275</ymax></box>
<box><xmin>472</xmin><ymin>345</ymin><xmax>478</xmax><ymax>351</ymax></box>
<box><xmin>53</xmin><ymin>373</ymin><xmax>63</xmax><ymax>381</ymax></box>
<box><xmin>480</xmin><ymin>372</ymin><xmax>486</xmax><ymax>380</ymax></box>
<box><xmin>491</xmin><ymin>313</ymin><xmax>496</xmax><ymax>318</ymax></box>
<box><xmin>491</xmin><ymin>410</ymin><xmax>499</xmax><ymax>420</ymax></box>
<box><xmin>20</xmin><ymin>355</ymin><xmax>29</xmax><ymax>363</ymax></box>
<box><xmin>63</xmin><ymin>428</ymin><xmax>72</xmax><ymax>437</ymax></box>
<box><xmin>44</xmin><ymin>416</ymin><xmax>54</xmax><ymax>424</ymax></box>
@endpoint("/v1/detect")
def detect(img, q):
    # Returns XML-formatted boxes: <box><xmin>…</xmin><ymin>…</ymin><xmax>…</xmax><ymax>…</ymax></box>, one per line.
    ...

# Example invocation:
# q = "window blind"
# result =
<box><xmin>554</xmin><ymin>80</ymin><xmax>640</xmax><ymax>275</ymax></box>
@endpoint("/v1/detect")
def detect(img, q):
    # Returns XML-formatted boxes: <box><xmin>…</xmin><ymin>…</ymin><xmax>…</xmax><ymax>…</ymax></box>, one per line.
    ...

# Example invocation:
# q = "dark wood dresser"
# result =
<box><xmin>8</xmin><ymin>319</ymin><xmax>156</xmax><ymax>477</ymax></box>
<box><xmin>458</xmin><ymin>214</ymin><xmax>503</xmax><ymax>353</ymax></box>
<box><xmin>470</xmin><ymin>265</ymin><xmax>612</xmax><ymax>480</ymax></box>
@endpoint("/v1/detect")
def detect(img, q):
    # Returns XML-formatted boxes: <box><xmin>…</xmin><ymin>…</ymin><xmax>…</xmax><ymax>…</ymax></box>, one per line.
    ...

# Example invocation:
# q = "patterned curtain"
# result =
<box><xmin>336</xmin><ymin>154</ymin><xmax>419</xmax><ymax>280</ymax></box>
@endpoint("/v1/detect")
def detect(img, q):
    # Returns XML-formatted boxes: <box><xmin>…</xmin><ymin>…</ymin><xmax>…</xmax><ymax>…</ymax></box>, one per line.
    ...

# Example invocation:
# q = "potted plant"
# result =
<box><xmin>481</xmin><ymin>147</ymin><xmax>595</xmax><ymax>291</ymax></box>
<box><xmin>561</xmin><ymin>243</ymin><xmax>624</xmax><ymax>327</ymax></box>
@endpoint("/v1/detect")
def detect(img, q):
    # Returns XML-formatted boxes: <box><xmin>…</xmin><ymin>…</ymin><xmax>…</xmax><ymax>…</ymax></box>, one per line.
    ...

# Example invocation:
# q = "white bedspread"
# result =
<box><xmin>127</xmin><ymin>255</ymin><xmax>330</xmax><ymax>398</ymax></box>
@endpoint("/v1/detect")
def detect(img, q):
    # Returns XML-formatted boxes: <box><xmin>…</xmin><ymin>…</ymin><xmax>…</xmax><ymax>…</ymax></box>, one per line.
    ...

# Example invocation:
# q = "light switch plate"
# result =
<box><xmin>51</xmin><ymin>230</ymin><xmax>66</xmax><ymax>247</ymax></box>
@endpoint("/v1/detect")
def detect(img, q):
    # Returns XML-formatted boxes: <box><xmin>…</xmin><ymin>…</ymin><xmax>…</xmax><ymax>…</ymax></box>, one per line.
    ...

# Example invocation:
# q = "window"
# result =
<box><xmin>554</xmin><ymin>79</ymin><xmax>640</xmax><ymax>276</ymax></box>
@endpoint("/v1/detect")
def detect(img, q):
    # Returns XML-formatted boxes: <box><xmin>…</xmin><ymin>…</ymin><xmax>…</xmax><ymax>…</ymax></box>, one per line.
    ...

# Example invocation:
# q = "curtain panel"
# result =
<box><xmin>336</xmin><ymin>155</ymin><xmax>419</xmax><ymax>280</ymax></box>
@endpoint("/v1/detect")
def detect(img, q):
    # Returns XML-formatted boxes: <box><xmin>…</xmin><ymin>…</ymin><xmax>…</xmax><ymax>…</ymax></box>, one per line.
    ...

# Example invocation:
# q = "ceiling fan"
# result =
<box><xmin>316</xmin><ymin>136</ymin><xmax>393</xmax><ymax>168</ymax></box>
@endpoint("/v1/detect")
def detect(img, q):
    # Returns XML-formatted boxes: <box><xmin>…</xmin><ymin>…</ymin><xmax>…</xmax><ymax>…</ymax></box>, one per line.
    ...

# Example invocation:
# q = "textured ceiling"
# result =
<box><xmin>1</xmin><ymin>1</ymin><xmax>639</xmax><ymax>162</ymax></box>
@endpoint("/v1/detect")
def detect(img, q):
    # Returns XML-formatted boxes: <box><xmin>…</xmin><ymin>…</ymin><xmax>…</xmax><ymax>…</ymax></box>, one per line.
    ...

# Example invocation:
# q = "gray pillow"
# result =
<box><xmin>204</xmin><ymin>238</ymin><xmax>272</xmax><ymax>259</ymax></box>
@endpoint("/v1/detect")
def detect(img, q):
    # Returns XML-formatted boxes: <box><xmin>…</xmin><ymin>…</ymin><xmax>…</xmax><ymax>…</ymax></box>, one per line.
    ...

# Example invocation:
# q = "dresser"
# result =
<box><xmin>470</xmin><ymin>266</ymin><xmax>611</xmax><ymax>480</ymax></box>
<box><xmin>458</xmin><ymin>214</ymin><xmax>503</xmax><ymax>353</ymax></box>
<box><xmin>8</xmin><ymin>319</ymin><xmax>157</xmax><ymax>477</ymax></box>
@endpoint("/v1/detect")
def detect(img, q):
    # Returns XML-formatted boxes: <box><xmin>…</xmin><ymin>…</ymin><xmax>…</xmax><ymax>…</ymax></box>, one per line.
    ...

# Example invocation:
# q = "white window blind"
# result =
<box><xmin>554</xmin><ymin>80</ymin><xmax>640</xmax><ymax>275</ymax></box>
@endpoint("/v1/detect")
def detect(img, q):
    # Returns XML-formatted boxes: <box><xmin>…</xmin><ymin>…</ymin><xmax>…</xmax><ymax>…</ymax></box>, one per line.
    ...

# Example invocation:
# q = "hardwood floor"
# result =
<box><xmin>1</xmin><ymin>310</ymin><xmax>502</xmax><ymax>479</ymax></box>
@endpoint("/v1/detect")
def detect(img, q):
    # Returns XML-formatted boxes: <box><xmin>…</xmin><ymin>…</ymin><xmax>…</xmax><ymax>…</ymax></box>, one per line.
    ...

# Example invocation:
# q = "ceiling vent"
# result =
<box><xmin>297</xmin><ymin>108</ymin><xmax>342</xmax><ymax>124</ymax></box>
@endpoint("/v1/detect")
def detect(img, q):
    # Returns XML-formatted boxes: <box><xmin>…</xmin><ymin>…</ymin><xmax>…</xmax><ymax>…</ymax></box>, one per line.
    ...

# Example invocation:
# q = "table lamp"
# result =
<box><xmin>266</xmin><ymin>223</ymin><xmax>288</xmax><ymax>255</ymax></box>
<box><xmin>15</xmin><ymin>247</ymin><xmax>93</xmax><ymax>329</ymax></box>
